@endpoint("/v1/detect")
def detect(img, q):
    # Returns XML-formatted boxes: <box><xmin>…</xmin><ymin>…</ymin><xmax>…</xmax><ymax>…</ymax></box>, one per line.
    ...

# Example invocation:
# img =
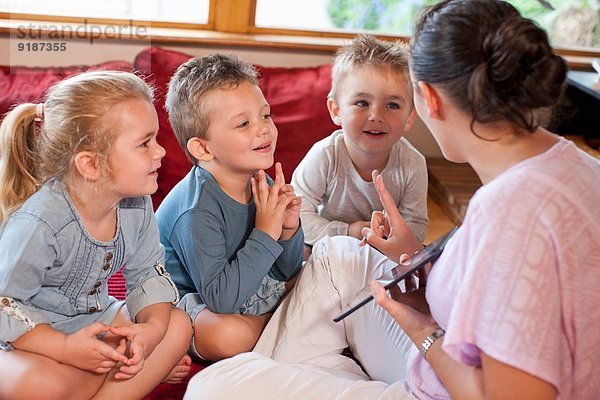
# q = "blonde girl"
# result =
<box><xmin>0</xmin><ymin>71</ymin><xmax>192</xmax><ymax>400</ymax></box>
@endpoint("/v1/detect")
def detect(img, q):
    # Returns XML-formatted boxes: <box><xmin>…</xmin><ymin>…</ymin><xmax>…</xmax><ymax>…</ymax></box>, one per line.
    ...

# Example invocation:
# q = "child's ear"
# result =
<box><xmin>403</xmin><ymin>107</ymin><xmax>418</xmax><ymax>132</ymax></box>
<box><xmin>417</xmin><ymin>81</ymin><xmax>443</xmax><ymax>120</ymax></box>
<box><xmin>187</xmin><ymin>137</ymin><xmax>213</xmax><ymax>162</ymax></box>
<box><xmin>327</xmin><ymin>97</ymin><xmax>342</xmax><ymax>127</ymax></box>
<box><xmin>73</xmin><ymin>151</ymin><xmax>101</xmax><ymax>181</ymax></box>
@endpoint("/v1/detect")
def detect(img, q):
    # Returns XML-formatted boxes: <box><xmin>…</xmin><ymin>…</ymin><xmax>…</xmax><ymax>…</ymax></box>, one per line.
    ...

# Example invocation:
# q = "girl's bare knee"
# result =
<box><xmin>31</xmin><ymin>379</ymin><xmax>71</xmax><ymax>400</ymax></box>
<box><xmin>154</xmin><ymin>307</ymin><xmax>192</xmax><ymax>363</ymax></box>
<box><xmin>10</xmin><ymin>371</ymin><xmax>97</xmax><ymax>400</ymax></box>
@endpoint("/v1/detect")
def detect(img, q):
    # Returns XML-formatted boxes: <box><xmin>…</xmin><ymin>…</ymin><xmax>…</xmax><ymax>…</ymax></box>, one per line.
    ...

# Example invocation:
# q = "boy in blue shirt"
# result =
<box><xmin>157</xmin><ymin>54</ymin><xmax>304</xmax><ymax>361</ymax></box>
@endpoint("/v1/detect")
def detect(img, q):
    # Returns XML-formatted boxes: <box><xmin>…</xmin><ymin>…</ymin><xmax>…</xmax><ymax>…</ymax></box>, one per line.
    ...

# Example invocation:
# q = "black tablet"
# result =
<box><xmin>333</xmin><ymin>226</ymin><xmax>458</xmax><ymax>322</ymax></box>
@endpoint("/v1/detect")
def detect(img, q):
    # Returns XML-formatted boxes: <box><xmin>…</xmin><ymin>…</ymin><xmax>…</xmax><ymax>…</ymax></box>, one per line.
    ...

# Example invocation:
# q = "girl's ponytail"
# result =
<box><xmin>0</xmin><ymin>103</ymin><xmax>41</xmax><ymax>222</ymax></box>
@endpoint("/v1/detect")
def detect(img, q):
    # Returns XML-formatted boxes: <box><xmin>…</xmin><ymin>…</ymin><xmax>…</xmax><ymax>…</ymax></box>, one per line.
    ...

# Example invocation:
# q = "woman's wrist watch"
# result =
<box><xmin>420</xmin><ymin>327</ymin><xmax>445</xmax><ymax>359</ymax></box>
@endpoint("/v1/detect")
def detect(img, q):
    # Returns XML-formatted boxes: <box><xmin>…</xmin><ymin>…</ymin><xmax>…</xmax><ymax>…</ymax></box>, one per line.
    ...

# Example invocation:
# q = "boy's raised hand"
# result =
<box><xmin>252</xmin><ymin>163</ymin><xmax>295</xmax><ymax>240</ymax></box>
<box><xmin>276</xmin><ymin>163</ymin><xmax>301</xmax><ymax>239</ymax></box>
<box><xmin>280</xmin><ymin>184</ymin><xmax>301</xmax><ymax>230</ymax></box>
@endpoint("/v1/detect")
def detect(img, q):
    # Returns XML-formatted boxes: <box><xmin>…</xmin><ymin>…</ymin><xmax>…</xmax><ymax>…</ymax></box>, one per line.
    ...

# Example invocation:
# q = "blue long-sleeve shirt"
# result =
<box><xmin>156</xmin><ymin>166</ymin><xmax>304</xmax><ymax>314</ymax></box>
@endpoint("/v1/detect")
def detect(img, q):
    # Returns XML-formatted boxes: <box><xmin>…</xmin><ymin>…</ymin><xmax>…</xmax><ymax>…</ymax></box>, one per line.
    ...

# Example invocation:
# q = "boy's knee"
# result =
<box><xmin>216</xmin><ymin>318</ymin><xmax>257</xmax><ymax>355</ymax></box>
<box><xmin>194</xmin><ymin>316</ymin><xmax>258</xmax><ymax>361</ymax></box>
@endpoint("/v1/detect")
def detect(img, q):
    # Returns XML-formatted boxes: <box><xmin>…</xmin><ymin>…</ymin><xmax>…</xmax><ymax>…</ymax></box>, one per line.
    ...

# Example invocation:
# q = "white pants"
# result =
<box><xmin>185</xmin><ymin>237</ymin><xmax>418</xmax><ymax>399</ymax></box>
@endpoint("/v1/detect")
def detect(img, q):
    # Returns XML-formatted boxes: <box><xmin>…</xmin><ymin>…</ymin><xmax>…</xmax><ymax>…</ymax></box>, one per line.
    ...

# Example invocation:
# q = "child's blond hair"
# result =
<box><xmin>0</xmin><ymin>70</ymin><xmax>153</xmax><ymax>222</ymax></box>
<box><xmin>330</xmin><ymin>35</ymin><xmax>411</xmax><ymax>100</ymax></box>
<box><xmin>165</xmin><ymin>53</ymin><xmax>258</xmax><ymax>164</ymax></box>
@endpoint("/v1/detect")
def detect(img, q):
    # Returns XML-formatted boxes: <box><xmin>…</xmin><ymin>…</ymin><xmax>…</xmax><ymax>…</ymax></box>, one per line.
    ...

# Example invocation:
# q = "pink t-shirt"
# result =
<box><xmin>408</xmin><ymin>138</ymin><xmax>600</xmax><ymax>399</ymax></box>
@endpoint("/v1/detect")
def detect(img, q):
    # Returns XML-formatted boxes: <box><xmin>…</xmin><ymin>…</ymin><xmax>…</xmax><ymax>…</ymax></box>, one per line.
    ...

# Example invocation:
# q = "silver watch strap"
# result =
<box><xmin>419</xmin><ymin>327</ymin><xmax>445</xmax><ymax>359</ymax></box>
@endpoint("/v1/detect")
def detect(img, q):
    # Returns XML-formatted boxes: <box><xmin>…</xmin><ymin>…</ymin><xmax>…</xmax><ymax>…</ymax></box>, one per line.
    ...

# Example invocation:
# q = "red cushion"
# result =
<box><xmin>0</xmin><ymin>61</ymin><xmax>133</xmax><ymax>119</ymax></box>
<box><xmin>133</xmin><ymin>46</ymin><xmax>337</xmax><ymax>207</ymax></box>
<box><xmin>107</xmin><ymin>268</ymin><xmax>127</xmax><ymax>300</ymax></box>
<box><xmin>142</xmin><ymin>362</ymin><xmax>206</xmax><ymax>400</ymax></box>
<box><xmin>133</xmin><ymin>47</ymin><xmax>195</xmax><ymax>209</ymax></box>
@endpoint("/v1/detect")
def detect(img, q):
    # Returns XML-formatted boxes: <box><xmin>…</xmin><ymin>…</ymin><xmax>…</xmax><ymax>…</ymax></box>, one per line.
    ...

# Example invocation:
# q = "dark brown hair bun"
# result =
<box><xmin>411</xmin><ymin>0</ymin><xmax>567</xmax><ymax>133</ymax></box>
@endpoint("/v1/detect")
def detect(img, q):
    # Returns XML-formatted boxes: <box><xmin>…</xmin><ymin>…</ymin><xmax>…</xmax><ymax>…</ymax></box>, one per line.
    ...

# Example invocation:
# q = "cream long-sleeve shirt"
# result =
<box><xmin>292</xmin><ymin>130</ymin><xmax>428</xmax><ymax>246</ymax></box>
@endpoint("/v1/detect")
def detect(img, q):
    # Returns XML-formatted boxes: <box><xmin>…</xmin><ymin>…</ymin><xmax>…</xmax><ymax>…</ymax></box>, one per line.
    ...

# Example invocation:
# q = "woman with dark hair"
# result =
<box><xmin>184</xmin><ymin>1</ymin><xmax>600</xmax><ymax>399</ymax></box>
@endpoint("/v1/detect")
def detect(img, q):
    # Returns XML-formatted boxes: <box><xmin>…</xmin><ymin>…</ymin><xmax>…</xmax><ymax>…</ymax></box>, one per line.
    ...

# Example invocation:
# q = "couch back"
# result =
<box><xmin>0</xmin><ymin>46</ymin><xmax>337</xmax><ymax>208</ymax></box>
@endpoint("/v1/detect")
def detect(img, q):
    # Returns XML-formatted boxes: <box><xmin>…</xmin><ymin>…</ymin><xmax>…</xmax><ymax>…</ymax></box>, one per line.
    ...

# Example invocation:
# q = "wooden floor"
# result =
<box><xmin>424</xmin><ymin>195</ymin><xmax>457</xmax><ymax>244</ymax></box>
<box><xmin>566</xmin><ymin>135</ymin><xmax>600</xmax><ymax>159</ymax></box>
<box><xmin>425</xmin><ymin>158</ymin><xmax>481</xmax><ymax>243</ymax></box>
<box><xmin>427</xmin><ymin>158</ymin><xmax>481</xmax><ymax>226</ymax></box>
<box><xmin>424</xmin><ymin>158</ymin><xmax>481</xmax><ymax>244</ymax></box>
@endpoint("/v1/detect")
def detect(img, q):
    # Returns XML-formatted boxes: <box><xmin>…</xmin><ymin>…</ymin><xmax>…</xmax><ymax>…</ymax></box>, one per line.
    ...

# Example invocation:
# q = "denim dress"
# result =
<box><xmin>0</xmin><ymin>179</ymin><xmax>179</xmax><ymax>350</ymax></box>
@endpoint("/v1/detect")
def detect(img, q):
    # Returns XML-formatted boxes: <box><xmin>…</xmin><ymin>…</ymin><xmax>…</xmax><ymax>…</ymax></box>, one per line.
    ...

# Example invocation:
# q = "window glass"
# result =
<box><xmin>255</xmin><ymin>0</ymin><xmax>600</xmax><ymax>50</ymax></box>
<box><xmin>0</xmin><ymin>0</ymin><xmax>210</xmax><ymax>24</ymax></box>
<box><xmin>255</xmin><ymin>0</ymin><xmax>338</xmax><ymax>32</ymax></box>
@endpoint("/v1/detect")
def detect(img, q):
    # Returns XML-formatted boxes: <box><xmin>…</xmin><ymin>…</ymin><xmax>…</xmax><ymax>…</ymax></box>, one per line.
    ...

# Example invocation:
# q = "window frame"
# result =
<box><xmin>0</xmin><ymin>0</ymin><xmax>217</xmax><ymax>30</ymax></box>
<box><xmin>223</xmin><ymin>0</ymin><xmax>404</xmax><ymax>40</ymax></box>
